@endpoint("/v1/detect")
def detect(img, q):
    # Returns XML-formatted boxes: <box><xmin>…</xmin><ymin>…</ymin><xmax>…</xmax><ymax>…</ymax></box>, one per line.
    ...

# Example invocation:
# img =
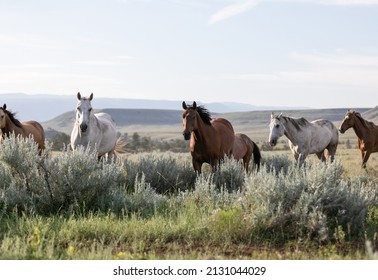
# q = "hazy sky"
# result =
<box><xmin>1</xmin><ymin>0</ymin><xmax>378</xmax><ymax>108</ymax></box>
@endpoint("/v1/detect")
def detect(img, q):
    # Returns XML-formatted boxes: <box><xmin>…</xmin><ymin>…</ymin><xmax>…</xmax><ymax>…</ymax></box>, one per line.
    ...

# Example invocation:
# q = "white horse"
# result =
<box><xmin>268</xmin><ymin>113</ymin><xmax>339</xmax><ymax>165</ymax></box>
<box><xmin>71</xmin><ymin>92</ymin><xmax>123</xmax><ymax>158</ymax></box>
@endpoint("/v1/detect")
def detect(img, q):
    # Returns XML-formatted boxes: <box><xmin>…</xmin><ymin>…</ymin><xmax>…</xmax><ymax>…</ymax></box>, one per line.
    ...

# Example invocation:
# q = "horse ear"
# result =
<box><xmin>89</xmin><ymin>93</ymin><xmax>93</xmax><ymax>101</ymax></box>
<box><xmin>77</xmin><ymin>92</ymin><xmax>81</xmax><ymax>100</ymax></box>
<box><xmin>271</xmin><ymin>112</ymin><xmax>275</xmax><ymax>119</ymax></box>
<box><xmin>182</xmin><ymin>101</ymin><xmax>187</xmax><ymax>109</ymax></box>
<box><xmin>279</xmin><ymin>113</ymin><xmax>283</xmax><ymax>119</ymax></box>
<box><xmin>193</xmin><ymin>101</ymin><xmax>197</xmax><ymax>109</ymax></box>
<box><xmin>3</xmin><ymin>104</ymin><xmax>6</xmax><ymax>110</ymax></box>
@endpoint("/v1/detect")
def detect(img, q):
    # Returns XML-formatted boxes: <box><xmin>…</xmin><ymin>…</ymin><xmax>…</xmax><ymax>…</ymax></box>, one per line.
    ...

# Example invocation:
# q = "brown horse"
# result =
<box><xmin>0</xmin><ymin>104</ymin><xmax>45</xmax><ymax>153</ymax></box>
<box><xmin>182</xmin><ymin>101</ymin><xmax>235</xmax><ymax>173</ymax></box>
<box><xmin>339</xmin><ymin>110</ymin><xmax>378</xmax><ymax>168</ymax></box>
<box><xmin>232</xmin><ymin>133</ymin><xmax>261</xmax><ymax>172</ymax></box>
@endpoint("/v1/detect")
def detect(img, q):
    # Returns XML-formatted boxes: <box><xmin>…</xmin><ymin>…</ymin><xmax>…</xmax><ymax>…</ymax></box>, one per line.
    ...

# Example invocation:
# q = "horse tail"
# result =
<box><xmin>114</xmin><ymin>138</ymin><xmax>129</xmax><ymax>156</ymax></box>
<box><xmin>251</xmin><ymin>140</ymin><xmax>261</xmax><ymax>171</ymax></box>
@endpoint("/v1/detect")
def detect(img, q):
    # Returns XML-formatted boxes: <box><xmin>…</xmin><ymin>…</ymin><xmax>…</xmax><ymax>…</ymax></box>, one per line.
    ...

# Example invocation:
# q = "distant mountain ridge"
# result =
<box><xmin>0</xmin><ymin>93</ymin><xmax>309</xmax><ymax>122</ymax></box>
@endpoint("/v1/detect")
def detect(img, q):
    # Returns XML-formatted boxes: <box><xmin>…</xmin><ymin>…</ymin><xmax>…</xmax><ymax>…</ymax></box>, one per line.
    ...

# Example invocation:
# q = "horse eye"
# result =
<box><xmin>89</xmin><ymin>108</ymin><xmax>92</xmax><ymax>112</ymax></box>
<box><xmin>275</xmin><ymin>124</ymin><xmax>280</xmax><ymax>128</ymax></box>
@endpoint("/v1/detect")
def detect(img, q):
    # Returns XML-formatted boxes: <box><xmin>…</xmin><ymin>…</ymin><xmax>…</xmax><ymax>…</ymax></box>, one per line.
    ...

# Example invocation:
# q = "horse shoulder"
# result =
<box><xmin>94</xmin><ymin>113</ymin><xmax>118</xmax><ymax>153</ymax></box>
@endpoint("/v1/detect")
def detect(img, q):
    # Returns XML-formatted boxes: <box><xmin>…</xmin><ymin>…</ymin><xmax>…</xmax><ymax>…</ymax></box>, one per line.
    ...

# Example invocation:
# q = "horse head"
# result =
<box><xmin>76</xmin><ymin>92</ymin><xmax>94</xmax><ymax>133</ymax></box>
<box><xmin>268</xmin><ymin>112</ymin><xmax>285</xmax><ymax>146</ymax></box>
<box><xmin>0</xmin><ymin>104</ymin><xmax>6</xmax><ymax>129</ymax></box>
<box><xmin>182</xmin><ymin>101</ymin><xmax>198</xmax><ymax>140</ymax></box>
<box><xmin>339</xmin><ymin>110</ymin><xmax>356</xmax><ymax>134</ymax></box>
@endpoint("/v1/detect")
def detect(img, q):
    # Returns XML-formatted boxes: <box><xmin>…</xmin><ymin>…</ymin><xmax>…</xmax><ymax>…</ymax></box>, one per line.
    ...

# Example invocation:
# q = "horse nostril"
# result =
<box><xmin>183</xmin><ymin>131</ymin><xmax>191</xmax><ymax>140</ymax></box>
<box><xmin>80</xmin><ymin>124</ymin><xmax>88</xmax><ymax>132</ymax></box>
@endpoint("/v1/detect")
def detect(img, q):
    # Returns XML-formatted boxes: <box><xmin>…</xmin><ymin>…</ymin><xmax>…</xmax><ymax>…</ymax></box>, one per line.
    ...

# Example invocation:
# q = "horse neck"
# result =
<box><xmin>282</xmin><ymin>118</ymin><xmax>300</xmax><ymax>145</ymax></box>
<box><xmin>192</xmin><ymin>115</ymin><xmax>210</xmax><ymax>145</ymax></box>
<box><xmin>352</xmin><ymin>116</ymin><xmax>369</xmax><ymax>139</ymax></box>
<box><xmin>2</xmin><ymin>116</ymin><xmax>23</xmax><ymax>136</ymax></box>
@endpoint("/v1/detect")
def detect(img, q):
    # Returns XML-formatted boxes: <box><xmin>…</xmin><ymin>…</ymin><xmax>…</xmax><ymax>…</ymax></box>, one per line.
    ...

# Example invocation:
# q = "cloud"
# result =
<box><xmin>223</xmin><ymin>51</ymin><xmax>378</xmax><ymax>88</ymax></box>
<box><xmin>74</xmin><ymin>56</ymin><xmax>135</xmax><ymax>66</ymax></box>
<box><xmin>289</xmin><ymin>51</ymin><xmax>378</xmax><ymax>68</ymax></box>
<box><xmin>208</xmin><ymin>0</ymin><xmax>262</xmax><ymax>24</ymax></box>
<box><xmin>208</xmin><ymin>0</ymin><xmax>378</xmax><ymax>24</ymax></box>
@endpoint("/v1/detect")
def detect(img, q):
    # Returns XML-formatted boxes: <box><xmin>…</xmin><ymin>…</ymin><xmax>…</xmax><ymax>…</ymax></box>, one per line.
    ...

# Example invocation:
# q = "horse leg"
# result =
<box><xmin>293</xmin><ymin>152</ymin><xmax>299</xmax><ymax>162</ymax></box>
<box><xmin>361</xmin><ymin>150</ymin><xmax>371</xmax><ymax>169</ymax></box>
<box><xmin>297</xmin><ymin>154</ymin><xmax>307</xmax><ymax>167</ymax></box>
<box><xmin>243</xmin><ymin>153</ymin><xmax>251</xmax><ymax>173</ymax></box>
<box><xmin>327</xmin><ymin>144</ymin><xmax>337</xmax><ymax>163</ymax></box>
<box><xmin>316</xmin><ymin>151</ymin><xmax>325</xmax><ymax>162</ymax></box>
<box><xmin>192</xmin><ymin>159</ymin><xmax>203</xmax><ymax>174</ymax></box>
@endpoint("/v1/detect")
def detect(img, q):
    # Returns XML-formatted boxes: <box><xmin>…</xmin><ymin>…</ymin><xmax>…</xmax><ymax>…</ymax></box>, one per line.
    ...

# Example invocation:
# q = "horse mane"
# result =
<box><xmin>354</xmin><ymin>112</ymin><xmax>378</xmax><ymax>129</ymax></box>
<box><xmin>185</xmin><ymin>104</ymin><xmax>212</xmax><ymax>125</ymax></box>
<box><xmin>0</xmin><ymin>107</ymin><xmax>23</xmax><ymax>128</ymax></box>
<box><xmin>281</xmin><ymin>115</ymin><xmax>310</xmax><ymax>131</ymax></box>
<box><xmin>196</xmin><ymin>105</ymin><xmax>212</xmax><ymax>125</ymax></box>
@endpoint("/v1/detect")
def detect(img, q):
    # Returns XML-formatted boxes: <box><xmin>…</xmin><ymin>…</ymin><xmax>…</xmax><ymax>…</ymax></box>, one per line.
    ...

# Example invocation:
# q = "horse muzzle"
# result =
<box><xmin>183</xmin><ymin>131</ymin><xmax>191</xmax><ymax>140</ymax></box>
<box><xmin>269</xmin><ymin>139</ymin><xmax>277</xmax><ymax>147</ymax></box>
<box><xmin>80</xmin><ymin>123</ymin><xmax>88</xmax><ymax>133</ymax></box>
<box><xmin>338</xmin><ymin>128</ymin><xmax>345</xmax><ymax>134</ymax></box>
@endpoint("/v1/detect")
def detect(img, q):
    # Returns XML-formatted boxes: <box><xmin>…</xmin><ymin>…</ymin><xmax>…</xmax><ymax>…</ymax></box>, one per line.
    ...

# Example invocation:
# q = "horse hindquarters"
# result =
<box><xmin>251</xmin><ymin>141</ymin><xmax>261</xmax><ymax>171</ymax></box>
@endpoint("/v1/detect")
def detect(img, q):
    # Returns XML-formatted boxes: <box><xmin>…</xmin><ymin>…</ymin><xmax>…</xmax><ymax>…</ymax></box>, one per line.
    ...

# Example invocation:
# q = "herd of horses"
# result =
<box><xmin>0</xmin><ymin>94</ymin><xmax>378</xmax><ymax>173</ymax></box>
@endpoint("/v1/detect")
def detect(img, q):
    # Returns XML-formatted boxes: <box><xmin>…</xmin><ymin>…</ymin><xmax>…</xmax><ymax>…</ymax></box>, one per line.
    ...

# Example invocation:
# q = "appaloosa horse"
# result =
<box><xmin>269</xmin><ymin>113</ymin><xmax>339</xmax><ymax>165</ymax></box>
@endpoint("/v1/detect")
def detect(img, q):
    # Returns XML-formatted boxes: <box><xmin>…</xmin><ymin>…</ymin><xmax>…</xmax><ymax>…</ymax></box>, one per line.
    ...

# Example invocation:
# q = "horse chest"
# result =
<box><xmin>358</xmin><ymin>138</ymin><xmax>377</xmax><ymax>152</ymax></box>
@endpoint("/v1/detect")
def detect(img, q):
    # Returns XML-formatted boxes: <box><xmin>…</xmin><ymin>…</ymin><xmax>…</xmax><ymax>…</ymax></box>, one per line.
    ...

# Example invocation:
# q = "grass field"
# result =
<box><xmin>0</xmin><ymin>135</ymin><xmax>377</xmax><ymax>260</ymax></box>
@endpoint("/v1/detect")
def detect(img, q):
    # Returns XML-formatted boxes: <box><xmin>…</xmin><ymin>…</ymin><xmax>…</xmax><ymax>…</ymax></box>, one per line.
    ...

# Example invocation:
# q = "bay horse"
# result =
<box><xmin>232</xmin><ymin>133</ymin><xmax>261</xmax><ymax>172</ymax></box>
<box><xmin>269</xmin><ymin>113</ymin><xmax>338</xmax><ymax>166</ymax></box>
<box><xmin>182</xmin><ymin>101</ymin><xmax>235</xmax><ymax>173</ymax></box>
<box><xmin>71</xmin><ymin>92</ymin><xmax>125</xmax><ymax>159</ymax></box>
<box><xmin>339</xmin><ymin>110</ymin><xmax>378</xmax><ymax>168</ymax></box>
<box><xmin>0</xmin><ymin>104</ymin><xmax>45</xmax><ymax>153</ymax></box>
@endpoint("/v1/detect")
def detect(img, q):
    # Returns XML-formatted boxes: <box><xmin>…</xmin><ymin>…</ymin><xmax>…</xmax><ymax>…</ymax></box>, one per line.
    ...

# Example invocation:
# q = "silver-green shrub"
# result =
<box><xmin>40</xmin><ymin>145</ymin><xmax>124</xmax><ymax>214</ymax></box>
<box><xmin>0</xmin><ymin>135</ymin><xmax>44</xmax><ymax>213</ymax></box>
<box><xmin>124</xmin><ymin>152</ymin><xmax>196</xmax><ymax>193</ymax></box>
<box><xmin>212</xmin><ymin>156</ymin><xmax>246</xmax><ymax>192</ymax></box>
<box><xmin>0</xmin><ymin>136</ymin><xmax>124</xmax><ymax>214</ymax></box>
<box><xmin>243</xmin><ymin>157</ymin><xmax>376</xmax><ymax>241</ymax></box>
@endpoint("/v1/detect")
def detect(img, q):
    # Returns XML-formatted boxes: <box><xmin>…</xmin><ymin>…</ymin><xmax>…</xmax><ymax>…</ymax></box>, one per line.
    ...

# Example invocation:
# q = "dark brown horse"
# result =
<box><xmin>0</xmin><ymin>104</ymin><xmax>45</xmax><ymax>153</ymax></box>
<box><xmin>182</xmin><ymin>101</ymin><xmax>235</xmax><ymax>173</ymax></box>
<box><xmin>339</xmin><ymin>110</ymin><xmax>378</xmax><ymax>168</ymax></box>
<box><xmin>232</xmin><ymin>133</ymin><xmax>261</xmax><ymax>172</ymax></box>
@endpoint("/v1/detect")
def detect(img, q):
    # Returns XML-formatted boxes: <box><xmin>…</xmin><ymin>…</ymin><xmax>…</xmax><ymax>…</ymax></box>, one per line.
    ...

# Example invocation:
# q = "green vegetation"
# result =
<box><xmin>0</xmin><ymin>135</ymin><xmax>377</xmax><ymax>259</ymax></box>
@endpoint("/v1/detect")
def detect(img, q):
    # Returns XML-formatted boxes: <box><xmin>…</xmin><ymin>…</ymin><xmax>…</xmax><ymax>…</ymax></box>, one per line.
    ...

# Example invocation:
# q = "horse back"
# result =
<box><xmin>211</xmin><ymin>118</ymin><xmax>235</xmax><ymax>154</ymax></box>
<box><xmin>313</xmin><ymin>119</ymin><xmax>338</xmax><ymax>137</ymax></box>
<box><xmin>22</xmin><ymin>120</ymin><xmax>45</xmax><ymax>150</ymax></box>
<box><xmin>232</xmin><ymin>133</ymin><xmax>250</xmax><ymax>159</ymax></box>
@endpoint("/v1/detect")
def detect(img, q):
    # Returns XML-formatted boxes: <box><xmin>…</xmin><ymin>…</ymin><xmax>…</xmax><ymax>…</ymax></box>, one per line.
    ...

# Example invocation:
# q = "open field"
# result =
<box><xmin>2</xmin><ymin>106</ymin><xmax>378</xmax><ymax>260</ymax></box>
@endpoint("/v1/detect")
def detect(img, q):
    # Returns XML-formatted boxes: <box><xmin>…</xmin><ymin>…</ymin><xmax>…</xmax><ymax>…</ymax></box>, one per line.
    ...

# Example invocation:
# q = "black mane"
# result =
<box><xmin>195</xmin><ymin>105</ymin><xmax>212</xmax><ymax>125</ymax></box>
<box><xmin>354</xmin><ymin>112</ymin><xmax>377</xmax><ymax>129</ymax></box>
<box><xmin>0</xmin><ymin>107</ymin><xmax>23</xmax><ymax>128</ymax></box>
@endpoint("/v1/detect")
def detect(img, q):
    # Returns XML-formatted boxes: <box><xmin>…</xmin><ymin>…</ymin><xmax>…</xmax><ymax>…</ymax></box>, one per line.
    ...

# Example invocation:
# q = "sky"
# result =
<box><xmin>0</xmin><ymin>0</ymin><xmax>378</xmax><ymax>109</ymax></box>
